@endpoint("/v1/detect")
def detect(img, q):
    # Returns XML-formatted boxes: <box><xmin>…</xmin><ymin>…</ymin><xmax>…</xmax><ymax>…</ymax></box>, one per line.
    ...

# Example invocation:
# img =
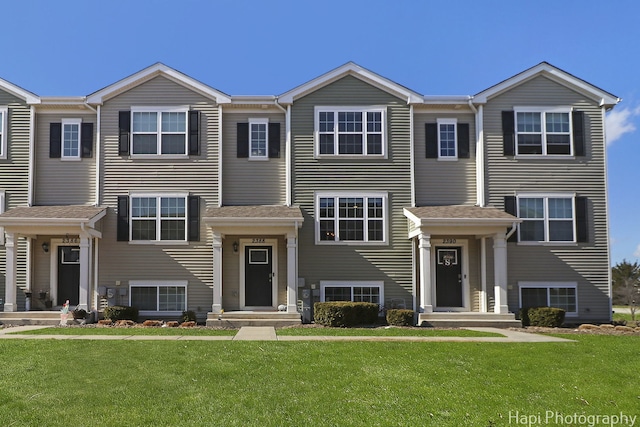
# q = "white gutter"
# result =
<box><xmin>273</xmin><ymin>100</ymin><xmax>291</xmax><ymax>206</ymax></box>
<box><xmin>505</xmin><ymin>222</ymin><xmax>518</xmax><ymax>240</ymax></box>
<box><xmin>468</xmin><ymin>99</ymin><xmax>485</xmax><ymax>207</ymax></box>
<box><xmin>28</xmin><ymin>106</ymin><xmax>36</xmax><ymax>206</ymax></box>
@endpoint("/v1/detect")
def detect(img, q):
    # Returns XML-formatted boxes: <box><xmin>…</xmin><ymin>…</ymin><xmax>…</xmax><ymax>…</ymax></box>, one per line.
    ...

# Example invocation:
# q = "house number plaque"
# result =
<box><xmin>442</xmin><ymin>238</ymin><xmax>457</xmax><ymax>244</ymax></box>
<box><xmin>62</xmin><ymin>235</ymin><xmax>80</xmax><ymax>244</ymax></box>
<box><xmin>251</xmin><ymin>238</ymin><xmax>265</xmax><ymax>244</ymax></box>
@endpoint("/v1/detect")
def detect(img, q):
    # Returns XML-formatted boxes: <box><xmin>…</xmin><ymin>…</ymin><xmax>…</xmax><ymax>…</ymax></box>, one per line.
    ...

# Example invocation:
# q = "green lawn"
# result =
<box><xmin>277</xmin><ymin>326</ymin><xmax>504</xmax><ymax>337</ymax></box>
<box><xmin>0</xmin><ymin>335</ymin><xmax>637</xmax><ymax>426</ymax></box>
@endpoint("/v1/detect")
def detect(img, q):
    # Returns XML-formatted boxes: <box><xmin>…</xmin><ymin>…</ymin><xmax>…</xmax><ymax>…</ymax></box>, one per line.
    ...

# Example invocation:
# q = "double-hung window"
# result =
<box><xmin>249</xmin><ymin>118</ymin><xmax>268</xmax><ymax>159</ymax></box>
<box><xmin>317</xmin><ymin>192</ymin><xmax>387</xmax><ymax>244</ymax></box>
<box><xmin>0</xmin><ymin>107</ymin><xmax>6</xmax><ymax>159</ymax></box>
<box><xmin>320</xmin><ymin>281</ymin><xmax>384</xmax><ymax>305</ymax></box>
<box><xmin>316</xmin><ymin>107</ymin><xmax>385</xmax><ymax>157</ymax></box>
<box><xmin>517</xmin><ymin>194</ymin><xmax>575</xmax><ymax>243</ymax></box>
<box><xmin>131</xmin><ymin>107</ymin><xmax>188</xmax><ymax>156</ymax></box>
<box><xmin>130</xmin><ymin>194</ymin><xmax>187</xmax><ymax>242</ymax></box>
<box><xmin>519</xmin><ymin>282</ymin><xmax>577</xmax><ymax>315</ymax></box>
<box><xmin>515</xmin><ymin>107</ymin><xmax>572</xmax><ymax>155</ymax></box>
<box><xmin>437</xmin><ymin>118</ymin><xmax>457</xmax><ymax>159</ymax></box>
<box><xmin>61</xmin><ymin>119</ymin><xmax>81</xmax><ymax>159</ymax></box>
<box><xmin>130</xmin><ymin>281</ymin><xmax>187</xmax><ymax>314</ymax></box>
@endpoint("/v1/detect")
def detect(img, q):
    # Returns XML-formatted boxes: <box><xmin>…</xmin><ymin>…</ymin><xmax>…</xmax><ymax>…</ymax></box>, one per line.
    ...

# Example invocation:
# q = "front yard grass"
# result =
<box><xmin>276</xmin><ymin>326</ymin><xmax>504</xmax><ymax>337</ymax></box>
<box><xmin>0</xmin><ymin>334</ymin><xmax>637</xmax><ymax>426</ymax></box>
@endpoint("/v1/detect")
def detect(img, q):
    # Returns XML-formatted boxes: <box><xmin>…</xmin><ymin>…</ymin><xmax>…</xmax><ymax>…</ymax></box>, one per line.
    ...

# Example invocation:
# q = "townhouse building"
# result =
<box><xmin>0</xmin><ymin>62</ymin><xmax>619</xmax><ymax>326</ymax></box>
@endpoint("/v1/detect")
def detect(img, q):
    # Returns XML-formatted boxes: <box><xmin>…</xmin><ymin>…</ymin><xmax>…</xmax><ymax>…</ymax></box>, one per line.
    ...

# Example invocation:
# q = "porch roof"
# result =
<box><xmin>0</xmin><ymin>205</ymin><xmax>107</xmax><ymax>236</ymax></box>
<box><xmin>404</xmin><ymin>205</ymin><xmax>520</xmax><ymax>233</ymax></box>
<box><xmin>204</xmin><ymin>205</ymin><xmax>304</xmax><ymax>230</ymax></box>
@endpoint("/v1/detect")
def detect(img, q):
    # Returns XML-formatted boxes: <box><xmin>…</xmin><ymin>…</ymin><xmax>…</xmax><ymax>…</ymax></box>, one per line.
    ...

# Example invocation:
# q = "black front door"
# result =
<box><xmin>57</xmin><ymin>246</ymin><xmax>80</xmax><ymax>306</ymax></box>
<box><xmin>245</xmin><ymin>246</ymin><xmax>273</xmax><ymax>307</ymax></box>
<box><xmin>435</xmin><ymin>247</ymin><xmax>463</xmax><ymax>308</ymax></box>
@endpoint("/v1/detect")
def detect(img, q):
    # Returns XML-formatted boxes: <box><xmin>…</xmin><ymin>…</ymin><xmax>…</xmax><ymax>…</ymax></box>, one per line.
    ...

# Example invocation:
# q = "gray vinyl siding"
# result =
<box><xmin>34</xmin><ymin>113</ymin><xmax>96</xmax><ymax>205</ymax></box>
<box><xmin>483</xmin><ymin>75</ymin><xmax>610</xmax><ymax>321</ymax></box>
<box><xmin>0</xmin><ymin>91</ymin><xmax>31</xmax><ymax>309</ymax></box>
<box><xmin>291</xmin><ymin>76</ymin><xmax>413</xmax><ymax>308</ymax></box>
<box><xmin>97</xmin><ymin>76</ymin><xmax>220</xmax><ymax>319</ymax></box>
<box><xmin>222</xmin><ymin>112</ymin><xmax>285</xmax><ymax>205</ymax></box>
<box><xmin>414</xmin><ymin>112</ymin><xmax>476</xmax><ymax>205</ymax></box>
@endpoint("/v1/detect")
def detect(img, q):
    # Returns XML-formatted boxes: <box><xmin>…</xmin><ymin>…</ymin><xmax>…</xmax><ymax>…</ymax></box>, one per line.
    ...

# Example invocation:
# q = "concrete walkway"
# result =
<box><xmin>0</xmin><ymin>325</ymin><xmax>574</xmax><ymax>342</ymax></box>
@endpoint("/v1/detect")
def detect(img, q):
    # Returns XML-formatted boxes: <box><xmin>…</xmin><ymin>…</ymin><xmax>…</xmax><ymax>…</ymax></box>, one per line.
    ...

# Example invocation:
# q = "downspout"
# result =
<box><xmin>468</xmin><ymin>99</ymin><xmax>485</xmax><ymax>207</ymax></box>
<box><xmin>28</xmin><ymin>106</ymin><xmax>36</xmax><ymax>206</ymax></box>
<box><xmin>602</xmin><ymin>105</ymin><xmax>613</xmax><ymax>321</ymax></box>
<box><xmin>409</xmin><ymin>104</ymin><xmax>415</xmax><ymax>207</ymax></box>
<box><xmin>218</xmin><ymin>105</ymin><xmax>223</xmax><ymax>207</ymax></box>
<box><xmin>274</xmin><ymin>100</ymin><xmax>291</xmax><ymax>206</ymax></box>
<box><xmin>94</xmin><ymin>104</ymin><xmax>101</xmax><ymax>206</ymax></box>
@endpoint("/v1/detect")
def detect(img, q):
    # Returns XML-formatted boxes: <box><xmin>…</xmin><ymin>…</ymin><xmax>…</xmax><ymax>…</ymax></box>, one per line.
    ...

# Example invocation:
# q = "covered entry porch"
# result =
<box><xmin>404</xmin><ymin>205</ymin><xmax>522</xmax><ymax>327</ymax></box>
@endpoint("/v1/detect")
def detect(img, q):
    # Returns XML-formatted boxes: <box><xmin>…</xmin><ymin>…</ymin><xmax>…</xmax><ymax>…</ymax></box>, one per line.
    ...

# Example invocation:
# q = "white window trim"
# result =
<box><xmin>320</xmin><ymin>280</ymin><xmax>384</xmax><ymax>306</ymax></box>
<box><xmin>129</xmin><ymin>280</ymin><xmax>188</xmax><ymax>315</ymax></box>
<box><xmin>0</xmin><ymin>107</ymin><xmax>7</xmax><ymax>159</ymax></box>
<box><xmin>516</xmin><ymin>192</ymin><xmax>577</xmax><ymax>245</ymax></box>
<box><xmin>248</xmin><ymin>118</ymin><xmax>269</xmax><ymax>160</ymax></box>
<box><xmin>129</xmin><ymin>192</ymin><xmax>189</xmax><ymax>244</ymax></box>
<box><xmin>518</xmin><ymin>281</ymin><xmax>578</xmax><ymax>316</ymax></box>
<box><xmin>315</xmin><ymin>191</ymin><xmax>389</xmax><ymax>245</ymax></box>
<box><xmin>514</xmin><ymin>106</ymin><xmax>573</xmax><ymax>157</ymax></box>
<box><xmin>437</xmin><ymin>118</ymin><xmax>458</xmax><ymax>160</ymax></box>
<box><xmin>61</xmin><ymin>118</ymin><xmax>82</xmax><ymax>161</ymax></box>
<box><xmin>130</xmin><ymin>106</ymin><xmax>189</xmax><ymax>158</ymax></box>
<box><xmin>314</xmin><ymin>106</ymin><xmax>387</xmax><ymax>158</ymax></box>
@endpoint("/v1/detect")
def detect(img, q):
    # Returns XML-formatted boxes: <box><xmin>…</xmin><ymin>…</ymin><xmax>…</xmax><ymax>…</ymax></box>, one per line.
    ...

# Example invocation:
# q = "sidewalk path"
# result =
<box><xmin>0</xmin><ymin>325</ymin><xmax>574</xmax><ymax>343</ymax></box>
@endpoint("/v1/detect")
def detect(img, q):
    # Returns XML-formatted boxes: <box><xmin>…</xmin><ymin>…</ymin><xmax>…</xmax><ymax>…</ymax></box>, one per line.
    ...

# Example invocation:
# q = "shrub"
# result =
<box><xmin>314</xmin><ymin>302</ymin><xmax>379</xmax><ymax>327</ymax></box>
<box><xmin>520</xmin><ymin>307</ymin><xmax>565</xmax><ymax>327</ymax></box>
<box><xmin>103</xmin><ymin>305</ymin><xmax>139</xmax><ymax>322</ymax></box>
<box><xmin>181</xmin><ymin>310</ymin><xmax>197</xmax><ymax>323</ymax></box>
<box><xmin>386</xmin><ymin>309</ymin><xmax>414</xmax><ymax>326</ymax></box>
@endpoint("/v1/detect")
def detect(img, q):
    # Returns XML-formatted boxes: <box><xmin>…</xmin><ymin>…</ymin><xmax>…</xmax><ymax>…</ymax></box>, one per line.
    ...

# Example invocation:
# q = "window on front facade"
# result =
<box><xmin>62</xmin><ymin>119</ymin><xmax>81</xmax><ymax>159</ymax></box>
<box><xmin>321</xmin><ymin>281</ymin><xmax>383</xmax><ymax>305</ymax></box>
<box><xmin>316</xmin><ymin>107</ymin><xmax>385</xmax><ymax>156</ymax></box>
<box><xmin>130</xmin><ymin>195</ymin><xmax>187</xmax><ymax>241</ymax></box>
<box><xmin>515</xmin><ymin>108</ymin><xmax>571</xmax><ymax>155</ymax></box>
<box><xmin>438</xmin><ymin>119</ymin><xmax>457</xmax><ymax>159</ymax></box>
<box><xmin>130</xmin><ymin>281</ymin><xmax>187</xmax><ymax>313</ymax></box>
<box><xmin>0</xmin><ymin>107</ymin><xmax>6</xmax><ymax>159</ymax></box>
<box><xmin>520</xmin><ymin>283</ymin><xmax>577</xmax><ymax>315</ymax></box>
<box><xmin>249</xmin><ymin>119</ymin><xmax>268</xmax><ymax>158</ymax></box>
<box><xmin>317</xmin><ymin>194</ymin><xmax>386</xmax><ymax>243</ymax></box>
<box><xmin>518</xmin><ymin>195</ymin><xmax>575</xmax><ymax>243</ymax></box>
<box><xmin>132</xmin><ymin>108</ymin><xmax>187</xmax><ymax>155</ymax></box>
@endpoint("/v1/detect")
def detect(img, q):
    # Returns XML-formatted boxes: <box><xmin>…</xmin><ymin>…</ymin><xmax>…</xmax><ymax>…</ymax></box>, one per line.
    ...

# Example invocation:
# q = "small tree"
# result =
<box><xmin>612</xmin><ymin>259</ymin><xmax>640</xmax><ymax>320</ymax></box>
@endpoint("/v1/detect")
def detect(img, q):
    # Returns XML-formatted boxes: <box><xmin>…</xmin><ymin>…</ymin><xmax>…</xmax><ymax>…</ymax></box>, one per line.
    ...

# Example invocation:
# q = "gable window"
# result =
<box><xmin>316</xmin><ymin>192</ymin><xmax>387</xmax><ymax>244</ymax></box>
<box><xmin>62</xmin><ymin>119</ymin><xmax>81</xmax><ymax>159</ymax></box>
<box><xmin>519</xmin><ymin>282</ymin><xmax>577</xmax><ymax>316</ymax></box>
<box><xmin>320</xmin><ymin>281</ymin><xmax>384</xmax><ymax>305</ymax></box>
<box><xmin>315</xmin><ymin>107</ymin><xmax>385</xmax><ymax>157</ymax></box>
<box><xmin>130</xmin><ymin>281</ymin><xmax>187</xmax><ymax>314</ymax></box>
<box><xmin>0</xmin><ymin>107</ymin><xmax>6</xmax><ymax>159</ymax></box>
<box><xmin>517</xmin><ymin>194</ymin><xmax>575</xmax><ymax>243</ymax></box>
<box><xmin>131</xmin><ymin>107</ymin><xmax>188</xmax><ymax>156</ymax></box>
<box><xmin>514</xmin><ymin>108</ymin><xmax>572</xmax><ymax>155</ymax></box>
<box><xmin>249</xmin><ymin>118</ymin><xmax>268</xmax><ymax>159</ymax></box>
<box><xmin>130</xmin><ymin>194</ymin><xmax>187</xmax><ymax>242</ymax></box>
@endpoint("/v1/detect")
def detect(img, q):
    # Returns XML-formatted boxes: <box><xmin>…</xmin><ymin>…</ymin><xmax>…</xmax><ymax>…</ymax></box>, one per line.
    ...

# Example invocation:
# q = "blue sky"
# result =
<box><xmin>2</xmin><ymin>0</ymin><xmax>639</xmax><ymax>265</ymax></box>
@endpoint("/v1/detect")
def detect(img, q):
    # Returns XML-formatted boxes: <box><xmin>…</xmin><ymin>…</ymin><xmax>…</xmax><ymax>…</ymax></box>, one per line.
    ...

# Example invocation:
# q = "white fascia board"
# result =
<box><xmin>423</xmin><ymin>95</ymin><xmax>472</xmax><ymax>104</ymax></box>
<box><xmin>86</xmin><ymin>63</ymin><xmax>231</xmax><ymax>105</ymax></box>
<box><xmin>230</xmin><ymin>95</ymin><xmax>277</xmax><ymax>105</ymax></box>
<box><xmin>203</xmin><ymin>217</ymin><xmax>303</xmax><ymax>227</ymax></box>
<box><xmin>0</xmin><ymin>77</ymin><xmax>40</xmax><ymax>104</ymax></box>
<box><xmin>279</xmin><ymin>62</ymin><xmax>422</xmax><ymax>104</ymax></box>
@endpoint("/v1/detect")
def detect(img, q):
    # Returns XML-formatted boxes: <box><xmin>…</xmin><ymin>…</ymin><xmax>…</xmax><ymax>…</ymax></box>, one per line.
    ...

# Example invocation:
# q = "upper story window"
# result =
<box><xmin>517</xmin><ymin>194</ymin><xmax>575</xmax><ymax>243</ymax></box>
<box><xmin>438</xmin><ymin>118</ymin><xmax>457</xmax><ymax>159</ymax></box>
<box><xmin>316</xmin><ymin>192</ymin><xmax>387</xmax><ymax>244</ymax></box>
<box><xmin>131</xmin><ymin>108</ymin><xmax>188</xmax><ymax>156</ymax></box>
<box><xmin>425</xmin><ymin>120</ymin><xmax>470</xmax><ymax>160</ymax></box>
<box><xmin>62</xmin><ymin>119</ymin><xmax>81</xmax><ymax>159</ymax></box>
<box><xmin>49</xmin><ymin>120</ymin><xmax>94</xmax><ymax>160</ymax></box>
<box><xmin>0</xmin><ymin>107</ymin><xmax>6</xmax><ymax>159</ymax></box>
<box><xmin>513</xmin><ymin>107</ymin><xmax>572</xmax><ymax>156</ymax></box>
<box><xmin>249</xmin><ymin>118</ymin><xmax>268</xmax><ymax>159</ymax></box>
<box><xmin>315</xmin><ymin>107</ymin><xmax>386</xmax><ymax>157</ymax></box>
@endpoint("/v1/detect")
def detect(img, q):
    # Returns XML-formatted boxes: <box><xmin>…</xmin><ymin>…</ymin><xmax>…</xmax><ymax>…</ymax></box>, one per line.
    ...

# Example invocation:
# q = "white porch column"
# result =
<box><xmin>3</xmin><ymin>232</ymin><xmax>17</xmax><ymax>312</ymax></box>
<box><xmin>77</xmin><ymin>234</ymin><xmax>90</xmax><ymax>311</ymax></box>
<box><xmin>418</xmin><ymin>233</ymin><xmax>433</xmax><ymax>313</ymax></box>
<box><xmin>493</xmin><ymin>233</ymin><xmax>509</xmax><ymax>314</ymax></box>
<box><xmin>211</xmin><ymin>232</ymin><xmax>223</xmax><ymax>314</ymax></box>
<box><xmin>286</xmin><ymin>233</ymin><xmax>298</xmax><ymax>313</ymax></box>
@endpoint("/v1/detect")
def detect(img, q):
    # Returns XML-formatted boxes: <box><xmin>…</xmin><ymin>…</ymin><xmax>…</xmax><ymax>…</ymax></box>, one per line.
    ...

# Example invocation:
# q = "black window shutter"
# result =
<box><xmin>425</xmin><ymin>123</ymin><xmax>438</xmax><ymax>158</ymax></box>
<box><xmin>576</xmin><ymin>196</ymin><xmax>588</xmax><ymax>243</ymax></box>
<box><xmin>50</xmin><ymin>122</ymin><xmax>62</xmax><ymax>158</ymax></box>
<box><xmin>118</xmin><ymin>111</ymin><xmax>130</xmax><ymax>155</ymax></box>
<box><xmin>268</xmin><ymin>123</ymin><xmax>281</xmax><ymax>158</ymax></box>
<box><xmin>458</xmin><ymin>123</ymin><xmax>470</xmax><ymax>158</ymax></box>
<box><xmin>572</xmin><ymin>111</ymin><xmax>585</xmax><ymax>157</ymax></box>
<box><xmin>237</xmin><ymin>122</ymin><xmax>249</xmax><ymax>158</ymax></box>
<box><xmin>117</xmin><ymin>196</ymin><xmax>129</xmax><ymax>241</ymax></box>
<box><xmin>189</xmin><ymin>110</ymin><xmax>200</xmax><ymax>156</ymax></box>
<box><xmin>81</xmin><ymin>123</ymin><xmax>94</xmax><ymax>158</ymax></box>
<box><xmin>502</xmin><ymin>111</ymin><xmax>515</xmax><ymax>156</ymax></box>
<box><xmin>504</xmin><ymin>196</ymin><xmax>518</xmax><ymax>242</ymax></box>
<box><xmin>188</xmin><ymin>196</ymin><xmax>200</xmax><ymax>242</ymax></box>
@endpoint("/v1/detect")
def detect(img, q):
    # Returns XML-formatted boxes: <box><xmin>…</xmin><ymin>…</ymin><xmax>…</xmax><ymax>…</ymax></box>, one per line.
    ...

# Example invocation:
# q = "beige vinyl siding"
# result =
<box><xmin>291</xmin><ymin>76</ymin><xmax>413</xmax><ymax>307</ymax></box>
<box><xmin>222</xmin><ymin>112</ymin><xmax>286</xmax><ymax>205</ymax></box>
<box><xmin>483</xmin><ymin>75</ymin><xmax>610</xmax><ymax>321</ymax></box>
<box><xmin>97</xmin><ymin>76</ymin><xmax>220</xmax><ymax>319</ymax></box>
<box><xmin>34</xmin><ymin>113</ymin><xmax>96</xmax><ymax>205</ymax></box>
<box><xmin>414</xmin><ymin>112</ymin><xmax>476</xmax><ymax>205</ymax></box>
<box><xmin>0</xmin><ymin>91</ymin><xmax>31</xmax><ymax>308</ymax></box>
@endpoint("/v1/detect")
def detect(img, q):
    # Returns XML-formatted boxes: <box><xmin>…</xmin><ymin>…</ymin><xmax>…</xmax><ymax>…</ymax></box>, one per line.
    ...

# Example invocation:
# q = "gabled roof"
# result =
<box><xmin>404</xmin><ymin>205</ymin><xmax>520</xmax><ymax>227</ymax></box>
<box><xmin>0</xmin><ymin>77</ymin><xmax>40</xmax><ymax>104</ymax></box>
<box><xmin>473</xmin><ymin>62</ymin><xmax>620</xmax><ymax>108</ymax></box>
<box><xmin>278</xmin><ymin>62</ymin><xmax>423</xmax><ymax>104</ymax></box>
<box><xmin>86</xmin><ymin>63</ymin><xmax>231</xmax><ymax>105</ymax></box>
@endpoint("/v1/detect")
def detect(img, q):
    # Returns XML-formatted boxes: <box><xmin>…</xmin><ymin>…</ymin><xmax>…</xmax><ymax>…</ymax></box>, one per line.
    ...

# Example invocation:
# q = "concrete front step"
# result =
<box><xmin>206</xmin><ymin>311</ymin><xmax>301</xmax><ymax>328</ymax></box>
<box><xmin>418</xmin><ymin>312</ymin><xmax>522</xmax><ymax>328</ymax></box>
<box><xmin>0</xmin><ymin>312</ymin><xmax>84</xmax><ymax>326</ymax></box>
